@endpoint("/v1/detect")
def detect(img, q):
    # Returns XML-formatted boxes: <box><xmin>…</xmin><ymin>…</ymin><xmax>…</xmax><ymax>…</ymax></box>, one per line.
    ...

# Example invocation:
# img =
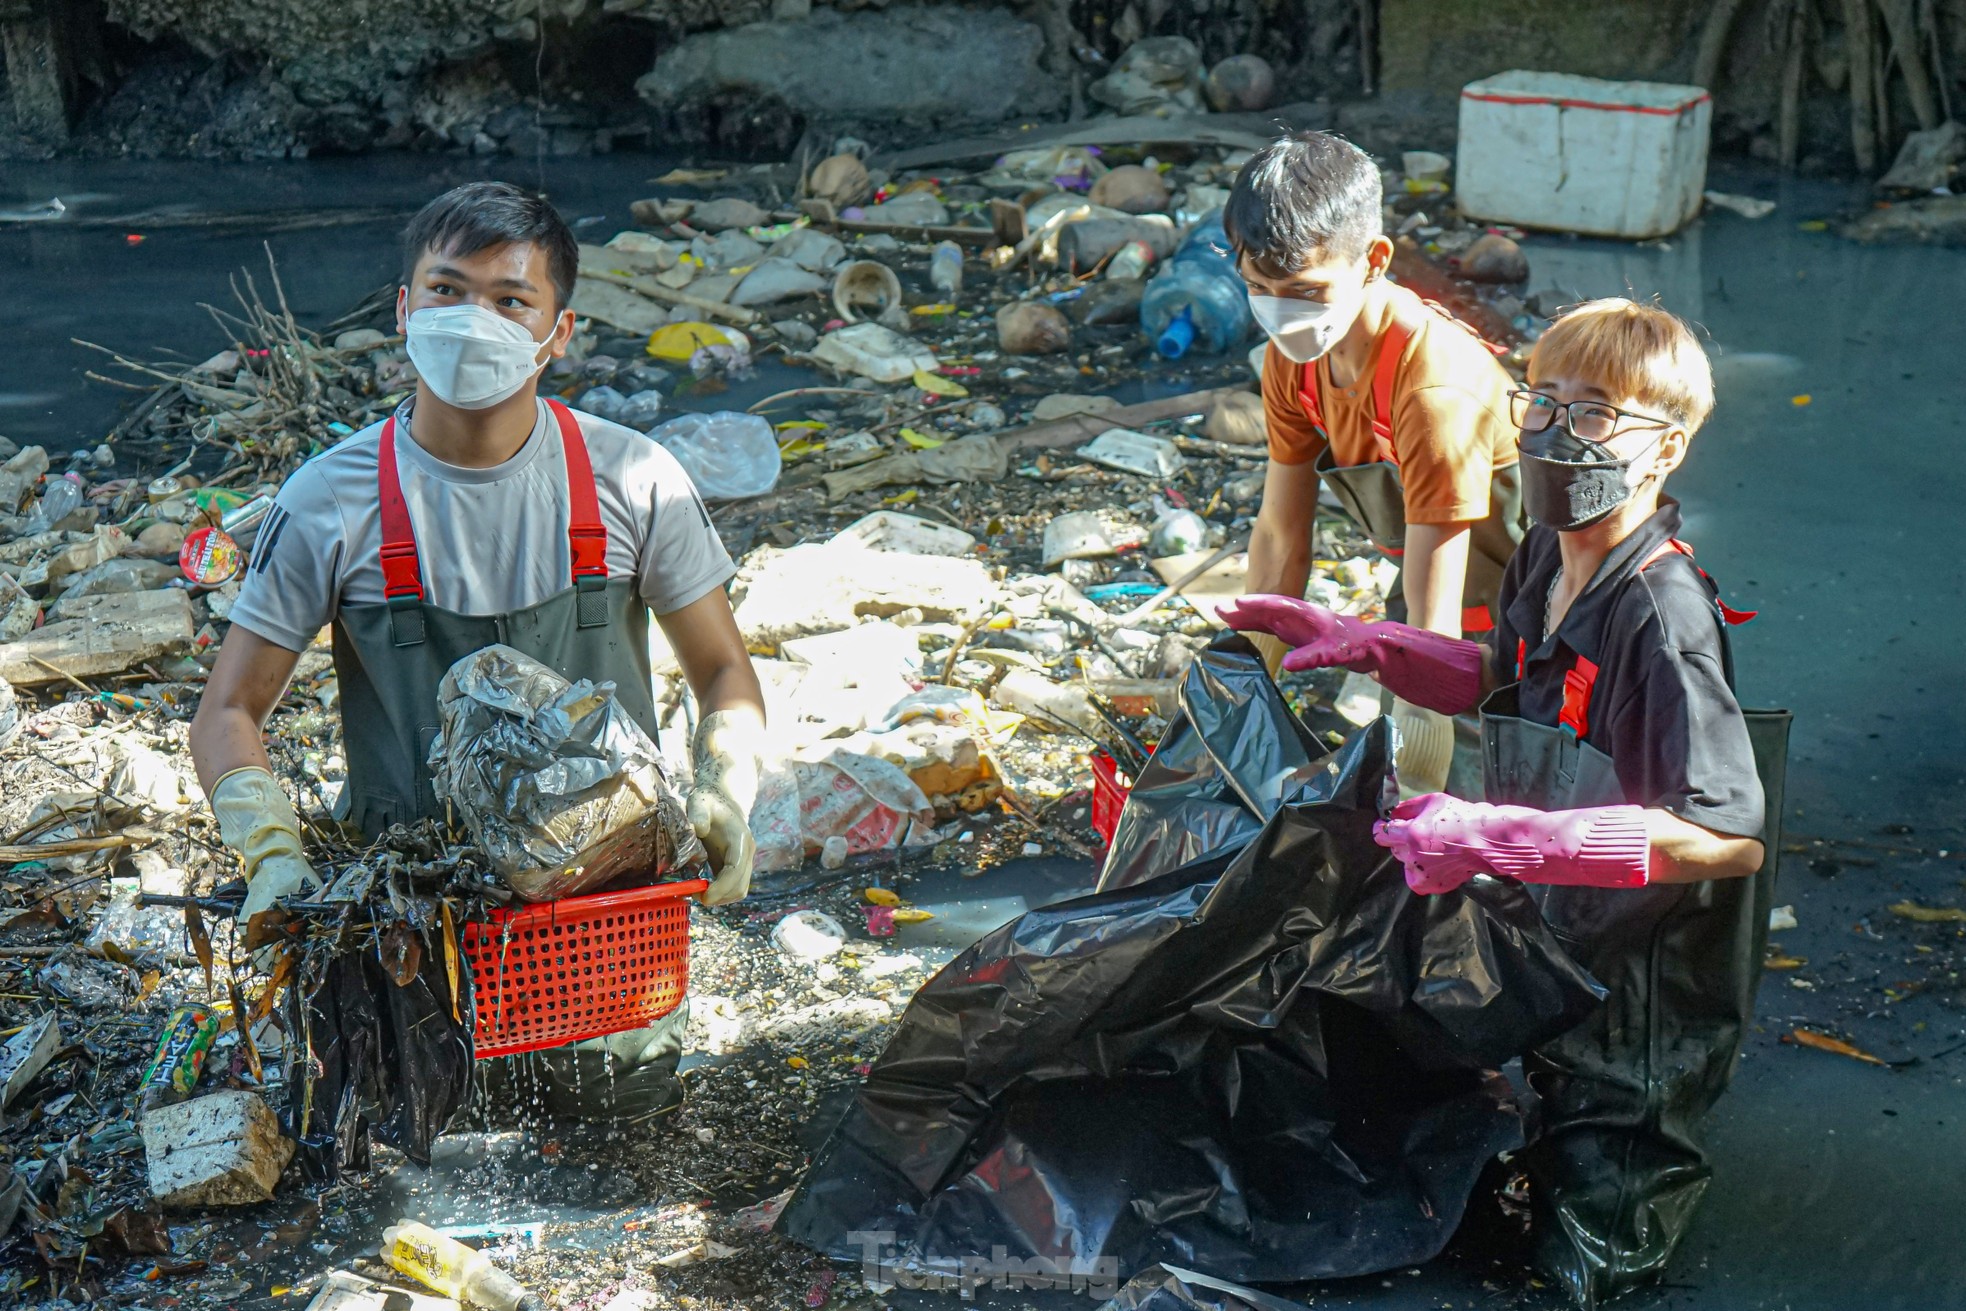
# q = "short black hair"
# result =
<box><xmin>401</xmin><ymin>181</ymin><xmax>579</xmax><ymax>311</ymax></box>
<box><xmin>1223</xmin><ymin>130</ymin><xmax>1382</xmax><ymax>271</ymax></box>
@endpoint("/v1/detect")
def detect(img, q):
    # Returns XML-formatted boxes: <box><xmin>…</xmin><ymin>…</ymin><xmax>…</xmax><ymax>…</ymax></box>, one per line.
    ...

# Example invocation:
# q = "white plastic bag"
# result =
<box><xmin>650</xmin><ymin>411</ymin><xmax>781</xmax><ymax>500</ymax></box>
<box><xmin>749</xmin><ymin>749</ymin><xmax>939</xmax><ymax>873</ymax></box>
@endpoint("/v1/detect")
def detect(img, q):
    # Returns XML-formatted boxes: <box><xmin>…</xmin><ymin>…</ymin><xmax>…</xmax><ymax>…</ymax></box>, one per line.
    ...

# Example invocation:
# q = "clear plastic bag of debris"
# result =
<box><xmin>428</xmin><ymin>644</ymin><xmax>707</xmax><ymax>902</ymax></box>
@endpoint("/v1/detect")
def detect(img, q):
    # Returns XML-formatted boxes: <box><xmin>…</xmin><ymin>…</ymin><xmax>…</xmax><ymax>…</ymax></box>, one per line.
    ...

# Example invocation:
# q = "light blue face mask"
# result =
<box><xmin>405</xmin><ymin>304</ymin><xmax>552</xmax><ymax>410</ymax></box>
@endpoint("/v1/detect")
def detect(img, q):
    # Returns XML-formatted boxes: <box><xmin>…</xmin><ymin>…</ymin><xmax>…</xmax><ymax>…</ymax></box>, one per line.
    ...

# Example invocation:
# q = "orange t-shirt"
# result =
<box><xmin>1261</xmin><ymin>284</ymin><xmax>1517</xmax><ymax>526</ymax></box>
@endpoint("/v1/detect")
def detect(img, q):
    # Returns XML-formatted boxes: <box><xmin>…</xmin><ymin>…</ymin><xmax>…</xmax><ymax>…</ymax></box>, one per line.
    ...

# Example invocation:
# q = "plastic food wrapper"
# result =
<box><xmin>428</xmin><ymin>645</ymin><xmax>707</xmax><ymax>902</ymax></box>
<box><xmin>780</xmin><ymin>637</ymin><xmax>1603</xmax><ymax>1285</ymax></box>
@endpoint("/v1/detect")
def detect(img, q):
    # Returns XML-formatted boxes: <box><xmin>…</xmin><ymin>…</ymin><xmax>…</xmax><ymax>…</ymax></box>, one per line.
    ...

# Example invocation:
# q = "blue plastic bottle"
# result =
<box><xmin>1138</xmin><ymin>211</ymin><xmax>1253</xmax><ymax>359</ymax></box>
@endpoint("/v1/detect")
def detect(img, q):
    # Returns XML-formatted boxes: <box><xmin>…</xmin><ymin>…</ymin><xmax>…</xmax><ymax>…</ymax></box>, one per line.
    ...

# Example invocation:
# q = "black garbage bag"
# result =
<box><xmin>1096</xmin><ymin>1264</ymin><xmax>1312</xmax><ymax>1311</ymax></box>
<box><xmin>1096</xmin><ymin>636</ymin><xmax>1323</xmax><ymax>891</ymax></box>
<box><xmin>780</xmin><ymin>640</ymin><xmax>1603</xmax><ymax>1285</ymax></box>
<box><xmin>286</xmin><ymin>931</ymin><xmax>475</xmax><ymax>1179</ymax></box>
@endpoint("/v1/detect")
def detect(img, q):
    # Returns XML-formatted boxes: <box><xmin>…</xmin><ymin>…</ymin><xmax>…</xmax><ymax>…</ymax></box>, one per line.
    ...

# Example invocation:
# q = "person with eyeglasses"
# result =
<box><xmin>1224</xmin><ymin>130</ymin><xmax>1526</xmax><ymax>797</ymax></box>
<box><xmin>1221</xmin><ymin>298</ymin><xmax>1786</xmax><ymax>1307</ymax></box>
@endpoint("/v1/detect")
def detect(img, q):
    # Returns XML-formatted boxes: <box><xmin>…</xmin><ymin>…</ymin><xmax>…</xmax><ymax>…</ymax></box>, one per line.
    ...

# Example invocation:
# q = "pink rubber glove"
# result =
<box><xmin>1217</xmin><ymin>595</ymin><xmax>1486</xmax><ymax>716</ymax></box>
<box><xmin>1373</xmin><ymin>793</ymin><xmax>1651</xmax><ymax>895</ymax></box>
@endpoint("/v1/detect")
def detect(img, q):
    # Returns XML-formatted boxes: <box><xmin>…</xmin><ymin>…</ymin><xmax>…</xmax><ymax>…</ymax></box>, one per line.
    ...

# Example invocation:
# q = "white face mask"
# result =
<box><xmin>1247</xmin><ymin>293</ymin><xmax>1355</xmax><ymax>364</ymax></box>
<box><xmin>404</xmin><ymin>304</ymin><xmax>553</xmax><ymax>410</ymax></box>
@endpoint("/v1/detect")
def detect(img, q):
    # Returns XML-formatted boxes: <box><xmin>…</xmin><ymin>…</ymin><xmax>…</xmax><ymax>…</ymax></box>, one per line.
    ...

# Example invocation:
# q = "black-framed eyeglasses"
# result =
<box><xmin>1509</xmin><ymin>389</ymin><xmax>1674</xmax><ymax>453</ymax></box>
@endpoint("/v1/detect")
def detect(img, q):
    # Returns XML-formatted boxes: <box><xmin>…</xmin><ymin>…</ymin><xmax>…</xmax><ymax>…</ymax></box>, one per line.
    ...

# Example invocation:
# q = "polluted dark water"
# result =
<box><xmin>5</xmin><ymin>154</ymin><xmax>1965</xmax><ymax>1310</ymax></box>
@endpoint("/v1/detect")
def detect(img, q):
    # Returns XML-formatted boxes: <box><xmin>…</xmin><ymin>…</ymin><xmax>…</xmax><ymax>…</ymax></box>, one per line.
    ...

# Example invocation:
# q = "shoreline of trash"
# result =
<box><xmin>9</xmin><ymin>119</ymin><xmax>1959</xmax><ymax>1311</ymax></box>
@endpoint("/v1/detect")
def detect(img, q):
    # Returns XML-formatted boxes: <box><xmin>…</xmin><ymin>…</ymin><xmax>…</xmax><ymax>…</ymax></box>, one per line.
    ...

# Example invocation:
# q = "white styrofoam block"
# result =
<box><xmin>142</xmin><ymin>1090</ymin><xmax>294</xmax><ymax>1208</ymax></box>
<box><xmin>1456</xmin><ymin>70</ymin><xmax>1712</xmax><ymax>239</ymax></box>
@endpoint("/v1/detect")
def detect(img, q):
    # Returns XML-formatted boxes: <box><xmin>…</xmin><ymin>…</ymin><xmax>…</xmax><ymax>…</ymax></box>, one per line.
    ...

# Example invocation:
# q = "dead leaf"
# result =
<box><xmin>1764</xmin><ymin>953</ymin><xmax>1808</xmax><ymax>970</ymax></box>
<box><xmin>1887</xmin><ymin>900</ymin><xmax>1966</xmax><ymax>924</ymax></box>
<box><xmin>137</xmin><ymin>969</ymin><xmax>162</xmax><ymax>1002</ymax></box>
<box><xmin>226</xmin><ymin>975</ymin><xmax>261</xmax><ymax>1082</ymax></box>
<box><xmin>380</xmin><ymin>923</ymin><xmax>422</xmax><ymax>988</ymax></box>
<box><xmin>1784</xmin><ymin>1027</ymin><xmax>1889</xmax><ymax>1066</ymax></box>
<box><xmin>441</xmin><ymin>900</ymin><xmax>461</xmax><ymax>1026</ymax></box>
<box><xmin>912</xmin><ymin>369</ymin><xmax>968</xmax><ymax>398</ymax></box>
<box><xmin>184</xmin><ymin>904</ymin><xmax>213</xmax><ymax>993</ymax></box>
<box><xmin>247</xmin><ymin>952</ymin><xmax>293</xmax><ymax>1025</ymax></box>
<box><xmin>98</xmin><ymin>1205</ymin><xmax>171</xmax><ymax>1256</ymax></box>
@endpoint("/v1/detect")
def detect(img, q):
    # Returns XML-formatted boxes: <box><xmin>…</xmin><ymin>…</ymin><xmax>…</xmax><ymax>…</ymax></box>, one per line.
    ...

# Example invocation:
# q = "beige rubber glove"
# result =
<box><xmin>1392</xmin><ymin>698</ymin><xmax>1456</xmax><ymax>800</ymax></box>
<box><xmin>210</xmin><ymin>766</ymin><xmax>322</xmax><ymax>952</ymax></box>
<box><xmin>688</xmin><ymin>710</ymin><xmax>762</xmax><ymax>907</ymax></box>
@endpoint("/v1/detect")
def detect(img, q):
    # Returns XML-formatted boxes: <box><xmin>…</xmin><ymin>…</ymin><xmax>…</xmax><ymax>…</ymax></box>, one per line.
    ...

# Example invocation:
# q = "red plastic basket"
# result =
<box><xmin>460</xmin><ymin>877</ymin><xmax>707</xmax><ymax>1060</ymax></box>
<box><xmin>1089</xmin><ymin>752</ymin><xmax>1131</xmax><ymax>847</ymax></box>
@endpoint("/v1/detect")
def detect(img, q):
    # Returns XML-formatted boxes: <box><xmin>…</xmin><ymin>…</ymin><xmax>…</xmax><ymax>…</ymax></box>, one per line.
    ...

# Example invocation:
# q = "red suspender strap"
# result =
<box><xmin>1560</xmin><ymin>656</ymin><xmax>1598</xmax><ymax>738</ymax></box>
<box><xmin>376</xmin><ymin>417</ymin><xmax>423</xmax><ymax>604</ymax></box>
<box><xmin>1641</xmin><ymin>537</ymin><xmax>1757</xmax><ymax>625</ymax></box>
<box><xmin>547</xmin><ymin>400</ymin><xmax>608</xmax><ymax>582</ymax></box>
<box><xmin>1515</xmin><ymin>638</ymin><xmax>1527</xmax><ymax>681</ymax></box>
<box><xmin>547</xmin><ymin>399</ymin><xmax>614</xmax><ymax>630</ymax></box>
<box><xmin>1293</xmin><ymin>314</ymin><xmax>1414</xmax><ymax>466</ymax></box>
<box><xmin>1369</xmin><ymin>317</ymin><xmax>1413</xmax><ymax>460</ymax></box>
<box><xmin>1296</xmin><ymin>363</ymin><xmax>1328</xmax><ymax>439</ymax></box>
<box><xmin>378</xmin><ymin>406</ymin><xmax>611</xmax><ymax>597</ymax></box>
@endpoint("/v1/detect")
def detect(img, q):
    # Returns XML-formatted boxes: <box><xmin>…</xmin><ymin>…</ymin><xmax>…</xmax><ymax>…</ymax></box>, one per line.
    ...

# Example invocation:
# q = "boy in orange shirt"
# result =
<box><xmin>1226</xmin><ymin>130</ymin><xmax>1523</xmax><ymax>793</ymax></box>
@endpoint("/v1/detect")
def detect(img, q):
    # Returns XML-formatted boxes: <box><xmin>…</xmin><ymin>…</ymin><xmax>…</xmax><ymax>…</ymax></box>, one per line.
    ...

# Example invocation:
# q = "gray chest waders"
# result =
<box><xmin>331</xmin><ymin>399</ymin><xmax>682</xmax><ymax>1125</ymax></box>
<box><xmin>1479</xmin><ymin>547</ymin><xmax>1789</xmax><ymax>1308</ymax></box>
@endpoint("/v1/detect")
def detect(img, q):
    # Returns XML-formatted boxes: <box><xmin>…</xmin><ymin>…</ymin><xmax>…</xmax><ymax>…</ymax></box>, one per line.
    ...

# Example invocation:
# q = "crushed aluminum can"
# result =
<box><xmin>220</xmin><ymin>493</ymin><xmax>276</xmax><ymax>547</ymax></box>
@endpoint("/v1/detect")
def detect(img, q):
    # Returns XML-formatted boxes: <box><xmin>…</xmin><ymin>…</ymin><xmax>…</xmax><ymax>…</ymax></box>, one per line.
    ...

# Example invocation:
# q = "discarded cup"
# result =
<box><xmin>832</xmin><ymin>260</ymin><xmax>905</xmax><ymax>324</ymax></box>
<box><xmin>1107</xmin><ymin>239</ymin><xmax>1157</xmax><ymax>281</ymax></box>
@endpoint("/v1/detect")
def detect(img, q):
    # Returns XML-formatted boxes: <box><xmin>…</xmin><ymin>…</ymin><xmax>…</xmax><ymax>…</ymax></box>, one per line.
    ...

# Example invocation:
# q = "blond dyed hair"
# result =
<box><xmin>1527</xmin><ymin>298</ymin><xmax>1715</xmax><ymax>433</ymax></box>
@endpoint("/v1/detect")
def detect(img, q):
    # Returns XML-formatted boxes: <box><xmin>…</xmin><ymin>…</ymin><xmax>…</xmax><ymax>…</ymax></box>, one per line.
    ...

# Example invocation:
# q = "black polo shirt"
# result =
<box><xmin>1488</xmin><ymin>498</ymin><xmax>1765</xmax><ymax>839</ymax></box>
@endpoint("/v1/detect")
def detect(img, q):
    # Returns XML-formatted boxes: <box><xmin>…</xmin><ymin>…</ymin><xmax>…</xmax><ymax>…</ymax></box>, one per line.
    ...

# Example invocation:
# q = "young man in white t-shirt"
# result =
<box><xmin>188</xmin><ymin>182</ymin><xmax>765</xmax><ymax>1120</ymax></box>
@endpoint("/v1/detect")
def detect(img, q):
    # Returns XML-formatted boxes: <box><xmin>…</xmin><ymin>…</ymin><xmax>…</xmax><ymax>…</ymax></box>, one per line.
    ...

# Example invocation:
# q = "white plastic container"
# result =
<box><xmin>1456</xmin><ymin>71</ymin><xmax>1712</xmax><ymax>239</ymax></box>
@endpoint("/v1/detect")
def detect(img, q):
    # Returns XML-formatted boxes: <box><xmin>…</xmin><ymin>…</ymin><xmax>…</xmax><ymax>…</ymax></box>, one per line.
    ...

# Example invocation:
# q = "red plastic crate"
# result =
<box><xmin>460</xmin><ymin>877</ymin><xmax>707</xmax><ymax>1060</ymax></box>
<box><xmin>1089</xmin><ymin>752</ymin><xmax>1131</xmax><ymax>847</ymax></box>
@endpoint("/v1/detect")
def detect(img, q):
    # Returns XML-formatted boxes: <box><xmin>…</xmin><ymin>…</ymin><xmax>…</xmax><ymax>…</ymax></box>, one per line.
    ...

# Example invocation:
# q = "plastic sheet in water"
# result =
<box><xmin>427</xmin><ymin>644</ymin><xmax>706</xmax><ymax>902</ymax></box>
<box><xmin>780</xmin><ymin>637</ymin><xmax>1603</xmax><ymax>1286</ymax></box>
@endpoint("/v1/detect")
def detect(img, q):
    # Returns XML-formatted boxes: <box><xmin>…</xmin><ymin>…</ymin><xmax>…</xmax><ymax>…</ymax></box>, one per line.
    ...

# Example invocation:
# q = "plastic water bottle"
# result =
<box><xmin>929</xmin><ymin>240</ymin><xmax>964</xmax><ymax>298</ymax></box>
<box><xmin>27</xmin><ymin>474</ymin><xmax>83</xmax><ymax>532</ymax></box>
<box><xmin>1106</xmin><ymin>238</ymin><xmax>1157</xmax><ymax>280</ymax></box>
<box><xmin>382</xmin><ymin>1221</ymin><xmax>534</xmax><ymax>1311</ymax></box>
<box><xmin>1138</xmin><ymin>211</ymin><xmax>1253</xmax><ymax>359</ymax></box>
